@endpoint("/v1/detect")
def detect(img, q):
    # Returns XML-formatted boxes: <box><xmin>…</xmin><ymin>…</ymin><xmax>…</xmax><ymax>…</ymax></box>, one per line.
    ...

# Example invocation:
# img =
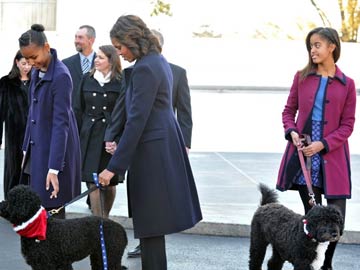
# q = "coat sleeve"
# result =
<box><xmin>72</xmin><ymin>75</ymin><xmax>86</xmax><ymax>132</ymax></box>
<box><xmin>282</xmin><ymin>72</ymin><xmax>300</xmax><ymax>141</ymax></box>
<box><xmin>48</xmin><ymin>72</ymin><xmax>72</xmax><ymax>170</ymax></box>
<box><xmin>104</xmin><ymin>77</ymin><xmax>126</xmax><ymax>142</ymax></box>
<box><xmin>0</xmin><ymin>78</ymin><xmax>6</xmax><ymax>145</ymax></box>
<box><xmin>174</xmin><ymin>68</ymin><xmax>192</xmax><ymax>148</ymax></box>
<box><xmin>107</xmin><ymin>63</ymin><xmax>159</xmax><ymax>175</ymax></box>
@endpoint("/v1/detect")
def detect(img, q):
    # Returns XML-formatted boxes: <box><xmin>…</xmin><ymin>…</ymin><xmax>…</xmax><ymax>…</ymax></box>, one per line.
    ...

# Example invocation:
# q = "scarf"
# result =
<box><xmin>94</xmin><ymin>70</ymin><xmax>111</xmax><ymax>86</ymax></box>
<box><xmin>13</xmin><ymin>206</ymin><xmax>48</xmax><ymax>240</ymax></box>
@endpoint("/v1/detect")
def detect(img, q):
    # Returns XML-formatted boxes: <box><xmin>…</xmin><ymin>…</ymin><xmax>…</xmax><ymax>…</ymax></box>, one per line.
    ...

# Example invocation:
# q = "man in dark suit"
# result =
<box><xmin>62</xmin><ymin>25</ymin><xmax>96</xmax><ymax>107</ymax></box>
<box><xmin>104</xmin><ymin>29</ymin><xmax>194</xmax><ymax>258</ymax></box>
<box><xmin>153</xmin><ymin>29</ymin><xmax>192</xmax><ymax>153</ymax></box>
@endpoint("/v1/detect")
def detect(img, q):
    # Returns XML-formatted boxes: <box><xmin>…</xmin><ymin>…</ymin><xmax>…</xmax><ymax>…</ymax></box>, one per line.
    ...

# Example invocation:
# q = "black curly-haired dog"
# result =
<box><xmin>249</xmin><ymin>183</ymin><xmax>343</xmax><ymax>270</ymax></box>
<box><xmin>0</xmin><ymin>185</ymin><xmax>128</xmax><ymax>270</ymax></box>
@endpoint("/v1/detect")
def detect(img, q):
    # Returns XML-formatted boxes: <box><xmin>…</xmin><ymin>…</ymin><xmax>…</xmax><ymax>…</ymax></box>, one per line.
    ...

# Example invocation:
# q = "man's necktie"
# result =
<box><xmin>82</xmin><ymin>57</ymin><xmax>90</xmax><ymax>74</ymax></box>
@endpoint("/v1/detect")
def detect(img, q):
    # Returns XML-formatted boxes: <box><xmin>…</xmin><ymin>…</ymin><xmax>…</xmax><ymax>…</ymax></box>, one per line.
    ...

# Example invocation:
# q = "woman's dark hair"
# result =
<box><xmin>90</xmin><ymin>45</ymin><xmax>122</xmax><ymax>80</ymax></box>
<box><xmin>110</xmin><ymin>15</ymin><xmax>161</xmax><ymax>59</ymax></box>
<box><xmin>300</xmin><ymin>27</ymin><xmax>341</xmax><ymax>79</ymax></box>
<box><xmin>18</xmin><ymin>24</ymin><xmax>48</xmax><ymax>48</ymax></box>
<box><xmin>8</xmin><ymin>50</ymin><xmax>29</xmax><ymax>79</ymax></box>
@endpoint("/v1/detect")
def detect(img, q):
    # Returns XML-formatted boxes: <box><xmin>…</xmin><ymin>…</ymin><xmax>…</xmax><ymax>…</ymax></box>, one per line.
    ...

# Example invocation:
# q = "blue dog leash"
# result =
<box><xmin>47</xmin><ymin>174</ymin><xmax>109</xmax><ymax>270</ymax></box>
<box><xmin>92</xmin><ymin>173</ymin><xmax>109</xmax><ymax>270</ymax></box>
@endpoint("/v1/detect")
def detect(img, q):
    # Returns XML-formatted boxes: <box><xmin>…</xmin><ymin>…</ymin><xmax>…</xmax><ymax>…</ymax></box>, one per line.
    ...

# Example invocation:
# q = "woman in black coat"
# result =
<box><xmin>73</xmin><ymin>45</ymin><xmax>123</xmax><ymax>217</ymax></box>
<box><xmin>0</xmin><ymin>50</ymin><xmax>31</xmax><ymax>198</ymax></box>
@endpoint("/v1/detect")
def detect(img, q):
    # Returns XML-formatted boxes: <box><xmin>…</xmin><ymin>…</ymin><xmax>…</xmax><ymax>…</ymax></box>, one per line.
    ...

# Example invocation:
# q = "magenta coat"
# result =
<box><xmin>277</xmin><ymin>66</ymin><xmax>356</xmax><ymax>199</ymax></box>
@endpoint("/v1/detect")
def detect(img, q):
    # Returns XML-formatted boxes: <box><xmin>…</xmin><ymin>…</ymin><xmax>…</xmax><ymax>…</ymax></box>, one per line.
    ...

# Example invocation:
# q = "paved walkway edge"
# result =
<box><xmin>66</xmin><ymin>213</ymin><xmax>360</xmax><ymax>245</ymax></box>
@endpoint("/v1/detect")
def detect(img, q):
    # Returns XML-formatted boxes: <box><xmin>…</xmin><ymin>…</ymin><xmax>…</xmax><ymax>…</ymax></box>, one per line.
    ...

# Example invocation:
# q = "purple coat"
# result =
<box><xmin>277</xmin><ymin>67</ymin><xmax>356</xmax><ymax>199</ymax></box>
<box><xmin>22</xmin><ymin>48</ymin><xmax>81</xmax><ymax>208</ymax></box>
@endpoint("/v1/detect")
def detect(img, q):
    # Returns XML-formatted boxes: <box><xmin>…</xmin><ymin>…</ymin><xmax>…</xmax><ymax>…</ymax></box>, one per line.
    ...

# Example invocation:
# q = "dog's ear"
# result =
<box><xmin>6</xmin><ymin>185</ymin><xmax>42</xmax><ymax>225</ymax></box>
<box><xmin>327</xmin><ymin>205</ymin><xmax>344</xmax><ymax>235</ymax></box>
<box><xmin>0</xmin><ymin>201</ymin><xmax>10</xmax><ymax>220</ymax></box>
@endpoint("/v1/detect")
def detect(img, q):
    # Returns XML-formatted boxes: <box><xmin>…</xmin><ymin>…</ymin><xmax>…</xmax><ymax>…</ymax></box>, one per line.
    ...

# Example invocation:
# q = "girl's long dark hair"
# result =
<box><xmin>300</xmin><ymin>27</ymin><xmax>341</xmax><ymax>80</ymax></box>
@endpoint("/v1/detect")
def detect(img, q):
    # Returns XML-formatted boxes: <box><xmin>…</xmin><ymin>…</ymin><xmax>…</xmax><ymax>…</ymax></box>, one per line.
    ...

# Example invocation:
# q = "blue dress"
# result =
<box><xmin>295</xmin><ymin>76</ymin><xmax>328</xmax><ymax>188</ymax></box>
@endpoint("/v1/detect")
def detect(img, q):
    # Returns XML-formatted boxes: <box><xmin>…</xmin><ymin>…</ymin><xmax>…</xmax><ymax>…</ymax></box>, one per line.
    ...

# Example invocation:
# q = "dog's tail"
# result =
<box><xmin>259</xmin><ymin>183</ymin><xmax>279</xmax><ymax>205</ymax></box>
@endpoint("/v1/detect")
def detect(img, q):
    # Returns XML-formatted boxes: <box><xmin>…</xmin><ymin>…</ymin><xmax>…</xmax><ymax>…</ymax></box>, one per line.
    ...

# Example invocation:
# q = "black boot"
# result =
<box><xmin>127</xmin><ymin>244</ymin><xmax>141</xmax><ymax>258</ymax></box>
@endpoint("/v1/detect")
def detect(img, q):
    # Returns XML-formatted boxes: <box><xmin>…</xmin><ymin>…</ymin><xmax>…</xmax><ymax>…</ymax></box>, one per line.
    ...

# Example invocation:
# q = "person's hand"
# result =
<box><xmin>46</xmin><ymin>173</ymin><xmax>59</xmax><ymax>199</ymax></box>
<box><xmin>290</xmin><ymin>131</ymin><xmax>301</xmax><ymax>147</ymax></box>
<box><xmin>186</xmin><ymin>147</ymin><xmax>190</xmax><ymax>155</ymax></box>
<box><xmin>302</xmin><ymin>141</ymin><xmax>324</xmax><ymax>157</ymax></box>
<box><xmin>105</xmin><ymin>141</ymin><xmax>117</xmax><ymax>155</ymax></box>
<box><xmin>99</xmin><ymin>169</ymin><xmax>115</xmax><ymax>186</ymax></box>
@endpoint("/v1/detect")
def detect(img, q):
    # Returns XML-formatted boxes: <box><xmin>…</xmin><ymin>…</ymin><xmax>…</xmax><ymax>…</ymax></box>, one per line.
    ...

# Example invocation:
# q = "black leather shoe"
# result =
<box><xmin>127</xmin><ymin>245</ymin><xmax>141</xmax><ymax>258</ymax></box>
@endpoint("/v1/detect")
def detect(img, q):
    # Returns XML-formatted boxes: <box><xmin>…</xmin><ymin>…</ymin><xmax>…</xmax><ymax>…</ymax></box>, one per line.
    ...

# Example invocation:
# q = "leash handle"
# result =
<box><xmin>297</xmin><ymin>134</ymin><xmax>317</xmax><ymax>206</ymax></box>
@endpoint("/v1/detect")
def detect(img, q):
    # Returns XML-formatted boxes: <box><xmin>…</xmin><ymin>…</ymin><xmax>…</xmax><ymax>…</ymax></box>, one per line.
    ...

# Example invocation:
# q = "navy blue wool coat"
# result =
<box><xmin>22</xmin><ymin>48</ymin><xmax>81</xmax><ymax>208</ymax></box>
<box><xmin>107</xmin><ymin>53</ymin><xmax>202</xmax><ymax>238</ymax></box>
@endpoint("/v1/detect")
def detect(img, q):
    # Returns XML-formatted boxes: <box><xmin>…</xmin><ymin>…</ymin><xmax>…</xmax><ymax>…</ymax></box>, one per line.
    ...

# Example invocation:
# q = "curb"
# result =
<box><xmin>66</xmin><ymin>212</ymin><xmax>360</xmax><ymax>245</ymax></box>
<box><xmin>189</xmin><ymin>85</ymin><xmax>360</xmax><ymax>93</ymax></box>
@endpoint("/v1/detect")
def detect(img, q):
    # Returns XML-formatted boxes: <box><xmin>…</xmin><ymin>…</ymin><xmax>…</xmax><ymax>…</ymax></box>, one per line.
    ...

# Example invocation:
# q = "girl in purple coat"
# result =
<box><xmin>277</xmin><ymin>27</ymin><xmax>356</xmax><ymax>270</ymax></box>
<box><xmin>19</xmin><ymin>24</ymin><xmax>81</xmax><ymax>219</ymax></box>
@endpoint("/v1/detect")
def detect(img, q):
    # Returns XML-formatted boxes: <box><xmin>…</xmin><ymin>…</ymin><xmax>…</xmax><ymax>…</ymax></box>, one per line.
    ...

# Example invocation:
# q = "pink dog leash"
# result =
<box><xmin>297</xmin><ymin>134</ymin><xmax>317</xmax><ymax>206</ymax></box>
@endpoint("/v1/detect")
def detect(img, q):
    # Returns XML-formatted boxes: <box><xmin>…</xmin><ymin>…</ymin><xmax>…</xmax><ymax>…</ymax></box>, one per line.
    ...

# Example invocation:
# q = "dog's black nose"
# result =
<box><xmin>331</xmin><ymin>232</ymin><xmax>339</xmax><ymax>238</ymax></box>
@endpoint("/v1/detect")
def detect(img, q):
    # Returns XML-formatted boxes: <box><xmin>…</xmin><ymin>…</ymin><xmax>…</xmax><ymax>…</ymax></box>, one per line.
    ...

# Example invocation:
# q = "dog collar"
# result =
<box><xmin>302</xmin><ymin>219</ymin><xmax>316</xmax><ymax>242</ymax></box>
<box><xmin>13</xmin><ymin>206</ymin><xmax>48</xmax><ymax>241</ymax></box>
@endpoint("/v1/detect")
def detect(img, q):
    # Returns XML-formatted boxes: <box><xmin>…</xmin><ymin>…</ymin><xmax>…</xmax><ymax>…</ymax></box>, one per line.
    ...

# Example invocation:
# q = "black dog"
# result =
<box><xmin>0</xmin><ymin>185</ymin><xmax>127</xmax><ymax>270</ymax></box>
<box><xmin>249</xmin><ymin>183</ymin><xmax>343</xmax><ymax>270</ymax></box>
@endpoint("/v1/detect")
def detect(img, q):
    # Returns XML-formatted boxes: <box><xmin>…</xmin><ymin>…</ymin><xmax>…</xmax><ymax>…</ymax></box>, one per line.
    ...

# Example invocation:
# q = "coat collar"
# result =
<box><xmin>306</xmin><ymin>65</ymin><xmax>347</xmax><ymax>85</ymax></box>
<box><xmin>32</xmin><ymin>48</ymin><xmax>58</xmax><ymax>83</ymax></box>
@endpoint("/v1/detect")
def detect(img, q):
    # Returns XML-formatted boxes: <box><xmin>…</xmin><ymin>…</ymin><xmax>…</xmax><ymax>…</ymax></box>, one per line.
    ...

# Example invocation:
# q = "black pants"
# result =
<box><xmin>297</xmin><ymin>185</ymin><xmax>346</xmax><ymax>268</ymax></box>
<box><xmin>140</xmin><ymin>235</ymin><xmax>167</xmax><ymax>270</ymax></box>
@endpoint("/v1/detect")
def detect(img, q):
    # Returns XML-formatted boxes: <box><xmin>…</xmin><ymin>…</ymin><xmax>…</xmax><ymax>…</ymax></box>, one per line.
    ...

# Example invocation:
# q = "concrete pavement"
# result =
<box><xmin>65</xmin><ymin>152</ymin><xmax>360</xmax><ymax>244</ymax></box>
<box><xmin>1</xmin><ymin>217</ymin><xmax>360</xmax><ymax>270</ymax></box>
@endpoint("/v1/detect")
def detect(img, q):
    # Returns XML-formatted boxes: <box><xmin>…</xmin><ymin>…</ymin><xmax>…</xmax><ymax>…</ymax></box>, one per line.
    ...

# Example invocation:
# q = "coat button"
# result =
<box><xmin>92</xmin><ymin>106</ymin><xmax>96</xmax><ymax>110</ymax></box>
<box><xmin>91</xmin><ymin>118</ymin><xmax>95</xmax><ymax>122</ymax></box>
<box><xmin>102</xmin><ymin>119</ymin><xmax>106</xmax><ymax>123</ymax></box>
<box><xmin>30</xmin><ymin>140</ymin><xmax>35</xmax><ymax>145</ymax></box>
<box><xmin>103</xmin><ymin>106</ymin><xmax>107</xmax><ymax>110</ymax></box>
<box><xmin>104</xmin><ymin>93</ymin><xmax>107</xmax><ymax>97</ymax></box>
<box><xmin>93</xmin><ymin>93</ymin><xmax>97</xmax><ymax>96</ymax></box>
<box><xmin>31</xmin><ymin>119</ymin><xmax>36</xmax><ymax>124</ymax></box>
<box><xmin>33</xmin><ymin>98</ymin><xmax>38</xmax><ymax>103</ymax></box>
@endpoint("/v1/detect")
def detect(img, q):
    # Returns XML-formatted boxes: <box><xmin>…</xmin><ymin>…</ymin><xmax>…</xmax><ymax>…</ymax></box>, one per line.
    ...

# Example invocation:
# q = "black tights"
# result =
<box><xmin>297</xmin><ymin>185</ymin><xmax>346</xmax><ymax>269</ymax></box>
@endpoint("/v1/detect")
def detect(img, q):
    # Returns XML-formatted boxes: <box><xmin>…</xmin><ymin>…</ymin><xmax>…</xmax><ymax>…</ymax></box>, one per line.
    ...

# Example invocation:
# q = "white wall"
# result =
<box><xmin>1</xmin><ymin>0</ymin><xmax>360</xmax><ymax>88</ymax></box>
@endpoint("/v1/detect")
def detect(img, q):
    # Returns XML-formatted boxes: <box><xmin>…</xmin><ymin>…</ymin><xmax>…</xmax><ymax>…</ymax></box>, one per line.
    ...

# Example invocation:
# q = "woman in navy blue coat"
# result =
<box><xmin>99</xmin><ymin>15</ymin><xmax>202</xmax><ymax>269</ymax></box>
<box><xmin>19</xmin><ymin>24</ymin><xmax>81</xmax><ymax>218</ymax></box>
